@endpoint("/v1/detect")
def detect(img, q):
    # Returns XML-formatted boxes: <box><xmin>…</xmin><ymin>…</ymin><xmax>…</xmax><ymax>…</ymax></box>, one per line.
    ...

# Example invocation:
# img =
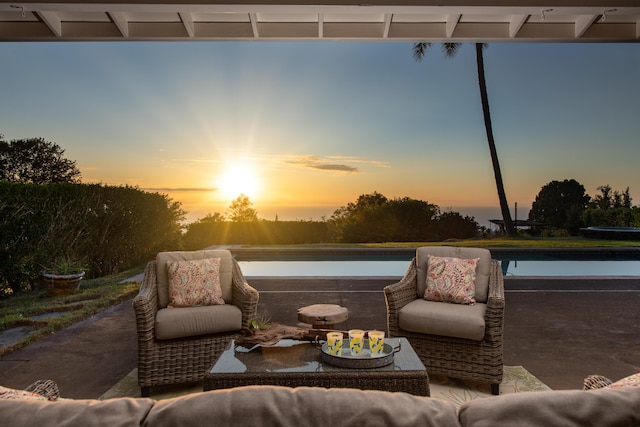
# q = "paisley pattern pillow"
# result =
<box><xmin>607</xmin><ymin>373</ymin><xmax>640</xmax><ymax>389</ymax></box>
<box><xmin>0</xmin><ymin>385</ymin><xmax>48</xmax><ymax>400</ymax></box>
<box><xmin>424</xmin><ymin>255</ymin><xmax>479</xmax><ymax>305</ymax></box>
<box><xmin>167</xmin><ymin>257</ymin><xmax>225</xmax><ymax>307</ymax></box>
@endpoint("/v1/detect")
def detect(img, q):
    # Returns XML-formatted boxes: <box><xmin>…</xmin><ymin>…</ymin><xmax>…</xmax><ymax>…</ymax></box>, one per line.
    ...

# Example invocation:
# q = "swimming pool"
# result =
<box><xmin>238</xmin><ymin>259</ymin><xmax>640</xmax><ymax>277</ymax></box>
<box><xmin>233</xmin><ymin>247</ymin><xmax>640</xmax><ymax>277</ymax></box>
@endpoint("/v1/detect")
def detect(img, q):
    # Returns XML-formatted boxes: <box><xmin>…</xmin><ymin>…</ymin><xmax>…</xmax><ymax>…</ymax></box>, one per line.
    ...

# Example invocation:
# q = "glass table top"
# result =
<box><xmin>209</xmin><ymin>337</ymin><xmax>425</xmax><ymax>374</ymax></box>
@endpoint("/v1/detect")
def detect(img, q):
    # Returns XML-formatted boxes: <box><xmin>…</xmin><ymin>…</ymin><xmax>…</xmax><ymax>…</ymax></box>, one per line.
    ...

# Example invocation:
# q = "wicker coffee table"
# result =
<box><xmin>203</xmin><ymin>337</ymin><xmax>429</xmax><ymax>396</ymax></box>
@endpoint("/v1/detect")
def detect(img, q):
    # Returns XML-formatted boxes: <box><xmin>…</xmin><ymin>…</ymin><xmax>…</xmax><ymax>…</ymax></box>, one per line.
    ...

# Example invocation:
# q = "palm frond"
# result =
<box><xmin>412</xmin><ymin>42</ymin><xmax>432</xmax><ymax>62</ymax></box>
<box><xmin>442</xmin><ymin>43</ymin><xmax>461</xmax><ymax>58</ymax></box>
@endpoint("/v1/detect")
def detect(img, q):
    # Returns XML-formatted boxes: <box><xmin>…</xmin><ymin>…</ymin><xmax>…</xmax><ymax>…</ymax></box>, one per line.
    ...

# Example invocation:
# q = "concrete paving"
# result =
<box><xmin>1</xmin><ymin>275</ymin><xmax>639</xmax><ymax>399</ymax></box>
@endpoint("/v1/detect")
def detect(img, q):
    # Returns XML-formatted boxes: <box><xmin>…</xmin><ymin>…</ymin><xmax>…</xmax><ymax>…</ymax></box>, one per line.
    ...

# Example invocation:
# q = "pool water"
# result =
<box><xmin>238</xmin><ymin>260</ymin><xmax>640</xmax><ymax>277</ymax></box>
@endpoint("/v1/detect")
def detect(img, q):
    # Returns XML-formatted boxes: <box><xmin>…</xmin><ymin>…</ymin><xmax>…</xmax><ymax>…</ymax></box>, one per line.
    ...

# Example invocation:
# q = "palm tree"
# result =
<box><xmin>413</xmin><ymin>42</ymin><xmax>517</xmax><ymax>237</ymax></box>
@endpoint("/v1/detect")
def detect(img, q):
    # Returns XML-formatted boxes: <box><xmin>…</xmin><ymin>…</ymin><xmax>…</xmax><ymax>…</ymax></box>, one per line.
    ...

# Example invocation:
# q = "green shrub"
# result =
<box><xmin>0</xmin><ymin>182</ymin><xmax>184</xmax><ymax>294</ymax></box>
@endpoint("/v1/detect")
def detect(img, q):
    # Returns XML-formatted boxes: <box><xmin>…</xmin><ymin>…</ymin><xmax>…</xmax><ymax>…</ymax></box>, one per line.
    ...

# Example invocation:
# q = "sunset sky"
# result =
<box><xmin>1</xmin><ymin>42</ymin><xmax>639</xmax><ymax>225</ymax></box>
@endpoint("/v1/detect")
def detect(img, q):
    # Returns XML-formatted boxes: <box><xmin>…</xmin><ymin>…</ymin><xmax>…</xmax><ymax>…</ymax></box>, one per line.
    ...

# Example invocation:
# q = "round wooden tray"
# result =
<box><xmin>320</xmin><ymin>340</ymin><xmax>399</xmax><ymax>369</ymax></box>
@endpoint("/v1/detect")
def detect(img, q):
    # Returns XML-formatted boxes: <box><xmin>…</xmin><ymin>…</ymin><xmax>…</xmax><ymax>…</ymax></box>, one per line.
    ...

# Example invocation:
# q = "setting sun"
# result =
<box><xmin>218</xmin><ymin>165</ymin><xmax>260</xmax><ymax>200</ymax></box>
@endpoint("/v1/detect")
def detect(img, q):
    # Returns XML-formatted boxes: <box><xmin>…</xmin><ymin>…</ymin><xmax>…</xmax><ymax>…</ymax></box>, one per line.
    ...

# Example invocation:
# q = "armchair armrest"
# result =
<box><xmin>133</xmin><ymin>261</ymin><xmax>158</xmax><ymax>343</ymax></box>
<box><xmin>231</xmin><ymin>258</ymin><xmax>260</xmax><ymax>330</ymax></box>
<box><xmin>484</xmin><ymin>259</ymin><xmax>505</xmax><ymax>339</ymax></box>
<box><xmin>384</xmin><ymin>258</ymin><xmax>418</xmax><ymax>336</ymax></box>
<box><xmin>583</xmin><ymin>375</ymin><xmax>613</xmax><ymax>390</ymax></box>
<box><xmin>486</xmin><ymin>260</ymin><xmax>505</xmax><ymax>309</ymax></box>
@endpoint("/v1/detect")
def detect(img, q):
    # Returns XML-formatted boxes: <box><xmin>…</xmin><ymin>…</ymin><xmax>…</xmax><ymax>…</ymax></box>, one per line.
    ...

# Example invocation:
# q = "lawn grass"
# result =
<box><xmin>362</xmin><ymin>237</ymin><xmax>640</xmax><ymax>248</ymax></box>
<box><xmin>0</xmin><ymin>266</ymin><xmax>144</xmax><ymax>356</ymax></box>
<box><xmin>239</xmin><ymin>236</ymin><xmax>640</xmax><ymax>249</ymax></box>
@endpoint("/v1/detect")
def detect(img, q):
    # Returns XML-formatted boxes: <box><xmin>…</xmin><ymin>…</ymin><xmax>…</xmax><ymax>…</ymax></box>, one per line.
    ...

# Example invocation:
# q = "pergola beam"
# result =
<box><xmin>575</xmin><ymin>14</ymin><xmax>599</xmax><ymax>38</ymax></box>
<box><xmin>509</xmin><ymin>14</ymin><xmax>528</xmax><ymax>38</ymax></box>
<box><xmin>446</xmin><ymin>14</ymin><xmax>460</xmax><ymax>38</ymax></box>
<box><xmin>179</xmin><ymin>12</ymin><xmax>194</xmax><ymax>38</ymax></box>
<box><xmin>108</xmin><ymin>11</ymin><xmax>129</xmax><ymax>37</ymax></box>
<box><xmin>36</xmin><ymin>11</ymin><xmax>62</xmax><ymax>37</ymax></box>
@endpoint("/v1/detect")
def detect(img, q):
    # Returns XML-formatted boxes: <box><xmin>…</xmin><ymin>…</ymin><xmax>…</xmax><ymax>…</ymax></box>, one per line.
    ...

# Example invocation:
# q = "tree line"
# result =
<box><xmin>528</xmin><ymin>179</ymin><xmax>640</xmax><ymax>236</ymax></box>
<box><xmin>2</xmin><ymin>135</ymin><xmax>638</xmax><ymax>294</ymax></box>
<box><xmin>182</xmin><ymin>191</ymin><xmax>480</xmax><ymax>248</ymax></box>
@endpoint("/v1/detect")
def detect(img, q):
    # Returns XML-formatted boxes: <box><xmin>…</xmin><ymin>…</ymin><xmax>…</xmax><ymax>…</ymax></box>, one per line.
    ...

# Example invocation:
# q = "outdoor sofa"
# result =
<box><xmin>1</xmin><ymin>381</ymin><xmax>640</xmax><ymax>427</ymax></box>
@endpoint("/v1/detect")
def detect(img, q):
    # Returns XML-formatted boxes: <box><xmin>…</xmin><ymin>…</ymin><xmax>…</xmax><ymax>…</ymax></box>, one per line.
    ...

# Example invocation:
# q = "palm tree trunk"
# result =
<box><xmin>475</xmin><ymin>43</ymin><xmax>517</xmax><ymax>237</ymax></box>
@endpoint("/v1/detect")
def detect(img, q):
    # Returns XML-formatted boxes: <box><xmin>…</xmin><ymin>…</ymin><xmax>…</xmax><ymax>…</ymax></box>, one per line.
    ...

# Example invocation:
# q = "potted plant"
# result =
<box><xmin>41</xmin><ymin>257</ymin><xmax>86</xmax><ymax>297</ymax></box>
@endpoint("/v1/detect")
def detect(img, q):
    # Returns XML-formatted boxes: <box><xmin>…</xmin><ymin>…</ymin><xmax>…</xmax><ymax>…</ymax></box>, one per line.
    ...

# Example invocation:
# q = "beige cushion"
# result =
<box><xmin>459</xmin><ymin>387</ymin><xmax>640</xmax><ymax>427</ymax></box>
<box><xmin>156</xmin><ymin>250</ymin><xmax>233</xmax><ymax>308</ymax></box>
<box><xmin>0</xmin><ymin>397</ymin><xmax>155</xmax><ymax>427</ymax></box>
<box><xmin>416</xmin><ymin>246</ymin><xmax>491</xmax><ymax>303</ymax></box>
<box><xmin>399</xmin><ymin>299</ymin><xmax>487</xmax><ymax>341</ymax></box>
<box><xmin>146</xmin><ymin>386</ymin><xmax>461</xmax><ymax>427</ymax></box>
<box><xmin>155</xmin><ymin>304</ymin><xmax>242</xmax><ymax>340</ymax></box>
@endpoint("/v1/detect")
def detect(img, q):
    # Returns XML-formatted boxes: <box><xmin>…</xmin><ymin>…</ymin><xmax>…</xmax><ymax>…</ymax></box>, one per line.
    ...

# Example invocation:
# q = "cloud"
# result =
<box><xmin>284</xmin><ymin>155</ymin><xmax>388</xmax><ymax>173</ymax></box>
<box><xmin>143</xmin><ymin>187</ymin><xmax>218</xmax><ymax>192</ymax></box>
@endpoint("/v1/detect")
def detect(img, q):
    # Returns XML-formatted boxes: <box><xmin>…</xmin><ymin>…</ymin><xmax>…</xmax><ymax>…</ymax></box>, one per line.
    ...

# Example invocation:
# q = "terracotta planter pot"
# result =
<box><xmin>41</xmin><ymin>271</ymin><xmax>85</xmax><ymax>297</ymax></box>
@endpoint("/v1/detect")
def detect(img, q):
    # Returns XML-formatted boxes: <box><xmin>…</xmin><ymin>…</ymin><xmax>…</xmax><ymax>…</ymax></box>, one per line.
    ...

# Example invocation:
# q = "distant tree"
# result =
<box><xmin>386</xmin><ymin>197</ymin><xmax>439</xmax><ymax>241</ymax></box>
<box><xmin>529</xmin><ymin>179</ymin><xmax>590</xmax><ymax>234</ymax></box>
<box><xmin>199</xmin><ymin>212</ymin><xmax>226</xmax><ymax>223</ymax></box>
<box><xmin>328</xmin><ymin>192</ymin><xmax>439</xmax><ymax>243</ymax></box>
<box><xmin>436</xmin><ymin>211</ymin><xmax>479</xmax><ymax>240</ymax></box>
<box><xmin>182</xmin><ymin>212</ymin><xmax>228</xmax><ymax>250</ymax></box>
<box><xmin>227</xmin><ymin>194</ymin><xmax>258</xmax><ymax>222</ymax></box>
<box><xmin>413</xmin><ymin>43</ymin><xmax>516</xmax><ymax>237</ymax></box>
<box><xmin>328</xmin><ymin>192</ymin><xmax>390</xmax><ymax>242</ymax></box>
<box><xmin>584</xmin><ymin>185</ymin><xmax>635</xmax><ymax>227</ymax></box>
<box><xmin>589</xmin><ymin>185</ymin><xmax>631</xmax><ymax>210</ymax></box>
<box><xmin>0</xmin><ymin>136</ymin><xmax>81</xmax><ymax>184</ymax></box>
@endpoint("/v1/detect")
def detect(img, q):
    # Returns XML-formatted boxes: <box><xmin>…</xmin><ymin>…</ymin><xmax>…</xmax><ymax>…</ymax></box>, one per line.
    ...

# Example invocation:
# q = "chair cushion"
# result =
<box><xmin>167</xmin><ymin>258</ymin><xmax>225</xmax><ymax>307</ymax></box>
<box><xmin>416</xmin><ymin>246</ymin><xmax>491</xmax><ymax>303</ymax></box>
<box><xmin>424</xmin><ymin>255</ymin><xmax>479</xmax><ymax>305</ymax></box>
<box><xmin>156</xmin><ymin>250</ymin><xmax>233</xmax><ymax>309</ymax></box>
<box><xmin>399</xmin><ymin>299</ymin><xmax>487</xmax><ymax>341</ymax></box>
<box><xmin>155</xmin><ymin>304</ymin><xmax>243</xmax><ymax>340</ymax></box>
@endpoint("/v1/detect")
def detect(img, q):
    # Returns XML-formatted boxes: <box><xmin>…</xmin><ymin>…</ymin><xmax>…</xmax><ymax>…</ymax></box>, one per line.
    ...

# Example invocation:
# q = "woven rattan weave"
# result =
<box><xmin>133</xmin><ymin>257</ymin><xmax>259</xmax><ymax>397</ymax></box>
<box><xmin>384</xmin><ymin>255</ymin><xmax>505</xmax><ymax>395</ymax></box>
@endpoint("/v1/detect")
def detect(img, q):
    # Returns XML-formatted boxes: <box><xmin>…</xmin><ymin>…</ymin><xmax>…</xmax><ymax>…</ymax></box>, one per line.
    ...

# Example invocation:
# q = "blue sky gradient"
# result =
<box><xmin>1</xmin><ymin>42</ymin><xmax>638</xmax><ymax>225</ymax></box>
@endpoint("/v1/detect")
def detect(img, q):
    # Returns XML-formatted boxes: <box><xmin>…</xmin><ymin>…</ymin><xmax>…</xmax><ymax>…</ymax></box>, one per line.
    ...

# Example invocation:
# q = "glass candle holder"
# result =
<box><xmin>348</xmin><ymin>329</ymin><xmax>365</xmax><ymax>356</ymax></box>
<box><xmin>368</xmin><ymin>330</ymin><xmax>385</xmax><ymax>356</ymax></box>
<box><xmin>326</xmin><ymin>332</ymin><xmax>343</xmax><ymax>356</ymax></box>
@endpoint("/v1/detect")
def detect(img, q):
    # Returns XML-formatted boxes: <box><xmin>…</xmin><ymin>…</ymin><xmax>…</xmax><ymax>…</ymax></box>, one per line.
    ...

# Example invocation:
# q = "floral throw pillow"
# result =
<box><xmin>424</xmin><ymin>255</ymin><xmax>479</xmax><ymax>305</ymax></box>
<box><xmin>167</xmin><ymin>257</ymin><xmax>225</xmax><ymax>307</ymax></box>
<box><xmin>607</xmin><ymin>373</ymin><xmax>640</xmax><ymax>389</ymax></box>
<box><xmin>0</xmin><ymin>385</ymin><xmax>49</xmax><ymax>400</ymax></box>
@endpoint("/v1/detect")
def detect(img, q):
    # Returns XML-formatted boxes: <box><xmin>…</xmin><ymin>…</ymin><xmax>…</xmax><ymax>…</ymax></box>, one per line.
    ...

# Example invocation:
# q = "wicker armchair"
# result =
<box><xmin>384</xmin><ymin>246</ymin><xmax>505</xmax><ymax>395</ymax></box>
<box><xmin>133</xmin><ymin>250</ymin><xmax>259</xmax><ymax>397</ymax></box>
<box><xmin>583</xmin><ymin>375</ymin><xmax>613</xmax><ymax>390</ymax></box>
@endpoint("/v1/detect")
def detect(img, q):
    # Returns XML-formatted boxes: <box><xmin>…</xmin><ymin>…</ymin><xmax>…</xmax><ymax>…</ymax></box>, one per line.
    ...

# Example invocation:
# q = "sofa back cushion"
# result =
<box><xmin>146</xmin><ymin>386</ymin><xmax>462</xmax><ymax>427</ymax></box>
<box><xmin>0</xmin><ymin>397</ymin><xmax>155</xmax><ymax>427</ymax></box>
<box><xmin>156</xmin><ymin>250</ymin><xmax>233</xmax><ymax>309</ymax></box>
<box><xmin>416</xmin><ymin>246</ymin><xmax>491</xmax><ymax>303</ymax></box>
<box><xmin>458</xmin><ymin>387</ymin><xmax>640</xmax><ymax>427</ymax></box>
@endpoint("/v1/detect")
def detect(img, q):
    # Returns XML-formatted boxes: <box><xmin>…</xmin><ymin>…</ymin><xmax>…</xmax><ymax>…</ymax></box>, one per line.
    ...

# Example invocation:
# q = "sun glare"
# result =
<box><xmin>218</xmin><ymin>165</ymin><xmax>259</xmax><ymax>200</ymax></box>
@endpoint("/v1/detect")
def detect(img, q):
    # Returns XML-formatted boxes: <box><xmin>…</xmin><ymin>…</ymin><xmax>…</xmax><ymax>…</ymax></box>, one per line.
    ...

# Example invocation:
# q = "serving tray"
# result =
<box><xmin>320</xmin><ymin>339</ymin><xmax>399</xmax><ymax>369</ymax></box>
